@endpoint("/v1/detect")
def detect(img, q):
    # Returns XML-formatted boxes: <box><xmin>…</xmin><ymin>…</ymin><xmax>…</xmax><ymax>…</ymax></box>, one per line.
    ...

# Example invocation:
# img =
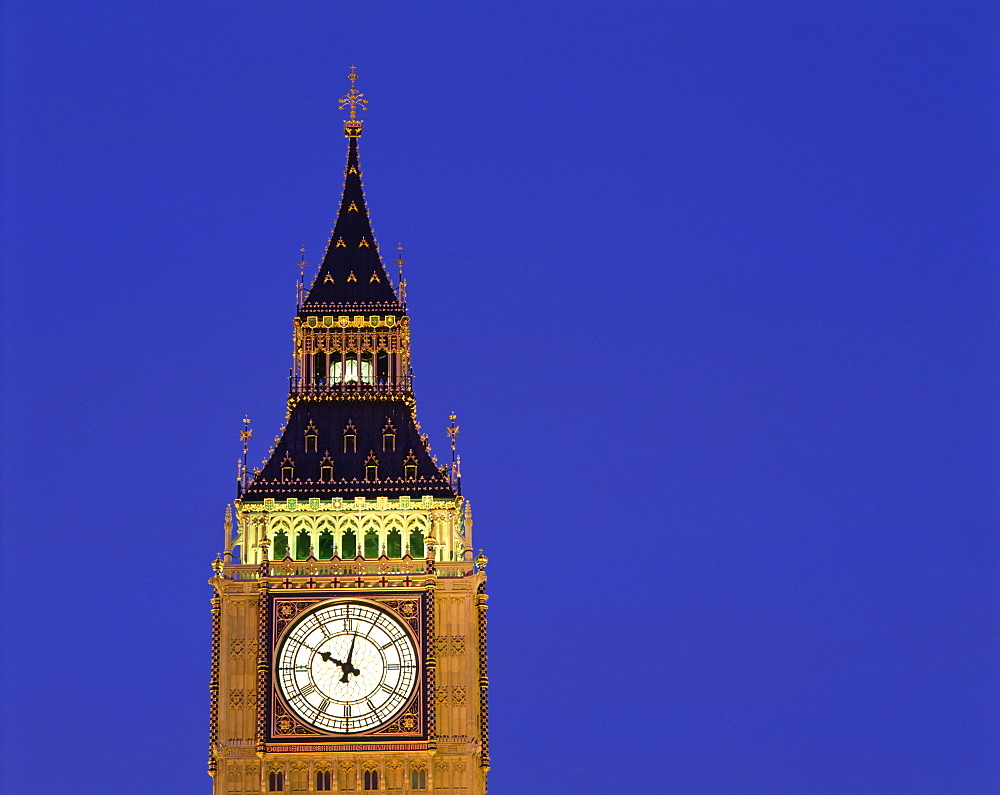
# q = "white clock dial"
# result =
<box><xmin>275</xmin><ymin>600</ymin><xmax>418</xmax><ymax>734</ymax></box>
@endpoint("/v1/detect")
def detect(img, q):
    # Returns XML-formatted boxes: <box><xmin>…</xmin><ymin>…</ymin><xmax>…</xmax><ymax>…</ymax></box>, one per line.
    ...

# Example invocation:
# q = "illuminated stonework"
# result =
<box><xmin>209</xmin><ymin>70</ymin><xmax>488</xmax><ymax>793</ymax></box>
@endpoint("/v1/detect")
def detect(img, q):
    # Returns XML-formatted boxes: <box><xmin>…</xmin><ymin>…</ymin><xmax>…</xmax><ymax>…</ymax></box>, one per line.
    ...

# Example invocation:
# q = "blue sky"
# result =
<box><xmin>3</xmin><ymin>2</ymin><xmax>998</xmax><ymax>792</ymax></box>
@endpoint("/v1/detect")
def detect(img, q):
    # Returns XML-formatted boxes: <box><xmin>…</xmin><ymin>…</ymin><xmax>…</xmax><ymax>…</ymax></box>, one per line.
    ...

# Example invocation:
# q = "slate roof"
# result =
<box><xmin>244</xmin><ymin>112</ymin><xmax>454</xmax><ymax>503</ymax></box>
<box><xmin>244</xmin><ymin>400</ymin><xmax>454</xmax><ymax>500</ymax></box>
<box><xmin>299</xmin><ymin>135</ymin><xmax>404</xmax><ymax>316</ymax></box>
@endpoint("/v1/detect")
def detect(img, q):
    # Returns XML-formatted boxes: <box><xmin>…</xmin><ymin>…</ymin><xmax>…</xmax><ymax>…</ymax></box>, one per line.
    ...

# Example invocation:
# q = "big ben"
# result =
<box><xmin>208</xmin><ymin>69</ymin><xmax>489</xmax><ymax>794</ymax></box>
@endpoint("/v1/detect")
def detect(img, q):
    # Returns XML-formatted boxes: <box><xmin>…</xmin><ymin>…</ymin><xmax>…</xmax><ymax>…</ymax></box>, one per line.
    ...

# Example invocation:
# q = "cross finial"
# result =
<box><xmin>339</xmin><ymin>66</ymin><xmax>368</xmax><ymax>121</ymax></box>
<box><xmin>240</xmin><ymin>415</ymin><xmax>253</xmax><ymax>452</ymax></box>
<box><xmin>446</xmin><ymin>412</ymin><xmax>460</xmax><ymax>450</ymax></box>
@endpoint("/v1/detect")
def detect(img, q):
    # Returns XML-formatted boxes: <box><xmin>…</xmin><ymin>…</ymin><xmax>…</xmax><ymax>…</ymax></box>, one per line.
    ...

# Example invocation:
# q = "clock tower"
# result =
<box><xmin>208</xmin><ymin>70</ymin><xmax>489</xmax><ymax>794</ymax></box>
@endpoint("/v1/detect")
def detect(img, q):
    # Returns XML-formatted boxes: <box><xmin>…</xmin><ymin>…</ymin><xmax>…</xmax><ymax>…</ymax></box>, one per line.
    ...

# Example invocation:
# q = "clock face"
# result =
<box><xmin>275</xmin><ymin>600</ymin><xmax>419</xmax><ymax>734</ymax></box>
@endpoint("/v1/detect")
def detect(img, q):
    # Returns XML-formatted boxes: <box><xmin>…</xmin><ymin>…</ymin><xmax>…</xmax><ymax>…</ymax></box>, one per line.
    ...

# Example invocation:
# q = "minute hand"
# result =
<box><xmin>339</xmin><ymin>634</ymin><xmax>361</xmax><ymax>682</ymax></box>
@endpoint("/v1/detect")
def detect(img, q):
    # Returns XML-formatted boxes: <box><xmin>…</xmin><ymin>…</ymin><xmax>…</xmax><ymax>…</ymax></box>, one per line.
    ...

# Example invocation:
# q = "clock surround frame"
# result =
<box><xmin>265</xmin><ymin>590</ymin><xmax>431</xmax><ymax>748</ymax></box>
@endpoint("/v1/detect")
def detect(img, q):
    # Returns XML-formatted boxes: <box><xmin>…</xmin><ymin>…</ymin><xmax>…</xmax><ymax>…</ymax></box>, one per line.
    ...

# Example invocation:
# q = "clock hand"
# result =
<box><xmin>339</xmin><ymin>634</ymin><xmax>361</xmax><ymax>683</ymax></box>
<box><xmin>319</xmin><ymin>650</ymin><xmax>344</xmax><ymax>666</ymax></box>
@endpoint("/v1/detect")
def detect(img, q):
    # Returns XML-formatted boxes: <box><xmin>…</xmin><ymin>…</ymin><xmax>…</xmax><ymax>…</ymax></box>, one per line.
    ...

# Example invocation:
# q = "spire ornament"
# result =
<box><xmin>446</xmin><ymin>412</ymin><xmax>461</xmax><ymax>493</ymax></box>
<box><xmin>396</xmin><ymin>244</ymin><xmax>408</xmax><ymax>308</ymax></box>
<box><xmin>296</xmin><ymin>247</ymin><xmax>308</xmax><ymax>310</ymax></box>
<box><xmin>238</xmin><ymin>415</ymin><xmax>253</xmax><ymax>495</ymax></box>
<box><xmin>223</xmin><ymin>504</ymin><xmax>233</xmax><ymax>563</ymax></box>
<box><xmin>339</xmin><ymin>66</ymin><xmax>368</xmax><ymax>137</ymax></box>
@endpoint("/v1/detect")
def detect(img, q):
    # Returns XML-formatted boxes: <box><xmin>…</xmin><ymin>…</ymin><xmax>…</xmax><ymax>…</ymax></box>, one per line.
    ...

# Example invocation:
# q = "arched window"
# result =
<box><xmin>376</xmin><ymin>350</ymin><xmax>389</xmax><ymax>383</ymax></box>
<box><xmin>403</xmin><ymin>451</ymin><xmax>418</xmax><ymax>480</ymax></box>
<box><xmin>268</xmin><ymin>771</ymin><xmax>284</xmax><ymax>791</ymax></box>
<box><xmin>341</xmin><ymin>529</ymin><xmax>357</xmax><ymax>559</ymax></box>
<box><xmin>304</xmin><ymin>421</ymin><xmax>318</xmax><ymax>452</ymax></box>
<box><xmin>280</xmin><ymin>452</ymin><xmax>295</xmax><ymax>482</ymax></box>
<box><xmin>364</xmin><ymin>530</ymin><xmax>379</xmax><ymax>559</ymax></box>
<box><xmin>316</xmin><ymin>769</ymin><xmax>332</xmax><ymax>791</ymax></box>
<box><xmin>313</xmin><ymin>351</ymin><xmax>327</xmax><ymax>387</ymax></box>
<box><xmin>295</xmin><ymin>530</ymin><xmax>311</xmax><ymax>560</ymax></box>
<box><xmin>382</xmin><ymin>420</ymin><xmax>396</xmax><ymax>452</ymax></box>
<box><xmin>344</xmin><ymin>421</ymin><xmax>357</xmax><ymax>453</ymax></box>
<box><xmin>272</xmin><ymin>531</ymin><xmax>289</xmax><ymax>560</ymax></box>
<box><xmin>344</xmin><ymin>352</ymin><xmax>359</xmax><ymax>383</ymax></box>
<box><xmin>360</xmin><ymin>352</ymin><xmax>374</xmax><ymax>384</ymax></box>
<box><xmin>409</xmin><ymin>529</ymin><xmax>425</xmax><ymax>558</ymax></box>
<box><xmin>318</xmin><ymin>530</ymin><xmax>334</xmax><ymax>560</ymax></box>
<box><xmin>386</xmin><ymin>528</ymin><xmax>402</xmax><ymax>558</ymax></box>
<box><xmin>319</xmin><ymin>453</ymin><xmax>334</xmax><ymax>482</ymax></box>
<box><xmin>363</xmin><ymin>769</ymin><xmax>379</xmax><ymax>790</ymax></box>
<box><xmin>411</xmin><ymin>767</ymin><xmax>427</xmax><ymax>789</ymax></box>
<box><xmin>365</xmin><ymin>453</ymin><xmax>379</xmax><ymax>481</ymax></box>
<box><xmin>329</xmin><ymin>352</ymin><xmax>343</xmax><ymax>384</ymax></box>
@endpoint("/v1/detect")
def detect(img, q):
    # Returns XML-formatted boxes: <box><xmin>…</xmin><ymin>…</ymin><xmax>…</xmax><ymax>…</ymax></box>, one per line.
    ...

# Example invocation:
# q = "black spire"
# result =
<box><xmin>301</xmin><ymin>71</ymin><xmax>402</xmax><ymax>316</ymax></box>
<box><xmin>242</xmin><ymin>69</ymin><xmax>455</xmax><ymax>502</ymax></box>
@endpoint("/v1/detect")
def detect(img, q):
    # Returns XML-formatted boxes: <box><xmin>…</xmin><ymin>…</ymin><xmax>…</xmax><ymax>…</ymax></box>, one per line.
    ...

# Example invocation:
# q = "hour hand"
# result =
<box><xmin>339</xmin><ymin>663</ymin><xmax>360</xmax><ymax>684</ymax></box>
<box><xmin>319</xmin><ymin>651</ymin><xmax>344</xmax><ymax>666</ymax></box>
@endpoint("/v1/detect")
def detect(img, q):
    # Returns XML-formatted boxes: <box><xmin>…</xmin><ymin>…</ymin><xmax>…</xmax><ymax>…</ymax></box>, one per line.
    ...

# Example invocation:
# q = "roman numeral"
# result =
<box><xmin>344</xmin><ymin>704</ymin><xmax>352</xmax><ymax>718</ymax></box>
<box><xmin>387</xmin><ymin>663</ymin><xmax>400</xmax><ymax>670</ymax></box>
<box><xmin>380</xmin><ymin>683</ymin><xmax>395</xmax><ymax>694</ymax></box>
<box><xmin>300</xmin><ymin>684</ymin><xmax>315</xmax><ymax>696</ymax></box>
<box><xmin>318</xmin><ymin>698</ymin><xmax>330</xmax><ymax>713</ymax></box>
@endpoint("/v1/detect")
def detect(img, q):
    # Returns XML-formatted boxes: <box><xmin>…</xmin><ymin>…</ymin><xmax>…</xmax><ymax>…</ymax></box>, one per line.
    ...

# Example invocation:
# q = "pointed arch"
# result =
<box><xmin>386</xmin><ymin>525</ymin><xmax>402</xmax><ymax>558</ymax></box>
<box><xmin>364</xmin><ymin>528</ymin><xmax>379</xmax><ymax>559</ymax></box>
<box><xmin>340</xmin><ymin>525</ymin><xmax>357</xmax><ymax>559</ymax></box>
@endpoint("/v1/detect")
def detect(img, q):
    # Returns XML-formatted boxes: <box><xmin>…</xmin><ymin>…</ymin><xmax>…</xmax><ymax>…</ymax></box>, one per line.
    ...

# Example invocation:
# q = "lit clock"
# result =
<box><xmin>275</xmin><ymin>600</ymin><xmax>418</xmax><ymax>734</ymax></box>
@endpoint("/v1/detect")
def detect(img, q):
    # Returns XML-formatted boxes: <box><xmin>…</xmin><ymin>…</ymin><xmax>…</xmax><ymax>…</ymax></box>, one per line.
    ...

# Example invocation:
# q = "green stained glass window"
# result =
<box><xmin>387</xmin><ymin>529</ymin><xmax>402</xmax><ymax>558</ymax></box>
<box><xmin>295</xmin><ymin>531</ymin><xmax>311</xmax><ymax>560</ymax></box>
<box><xmin>364</xmin><ymin>530</ymin><xmax>379</xmax><ymax>558</ymax></box>
<box><xmin>341</xmin><ymin>530</ymin><xmax>356</xmax><ymax>559</ymax></box>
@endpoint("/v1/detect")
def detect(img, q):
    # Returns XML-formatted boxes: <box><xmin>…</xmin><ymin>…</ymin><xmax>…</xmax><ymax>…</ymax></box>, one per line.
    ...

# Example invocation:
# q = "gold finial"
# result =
<box><xmin>296</xmin><ymin>247</ymin><xmax>308</xmax><ymax>310</ymax></box>
<box><xmin>223</xmin><ymin>504</ymin><xmax>233</xmax><ymax>563</ymax></box>
<box><xmin>339</xmin><ymin>66</ymin><xmax>368</xmax><ymax>136</ymax></box>
<box><xmin>238</xmin><ymin>415</ymin><xmax>253</xmax><ymax>493</ymax></box>
<box><xmin>240</xmin><ymin>415</ymin><xmax>253</xmax><ymax>454</ymax></box>
<box><xmin>395</xmin><ymin>243</ymin><xmax>407</xmax><ymax>307</ymax></box>
<box><xmin>446</xmin><ymin>412</ymin><xmax>461</xmax><ymax>492</ymax></box>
